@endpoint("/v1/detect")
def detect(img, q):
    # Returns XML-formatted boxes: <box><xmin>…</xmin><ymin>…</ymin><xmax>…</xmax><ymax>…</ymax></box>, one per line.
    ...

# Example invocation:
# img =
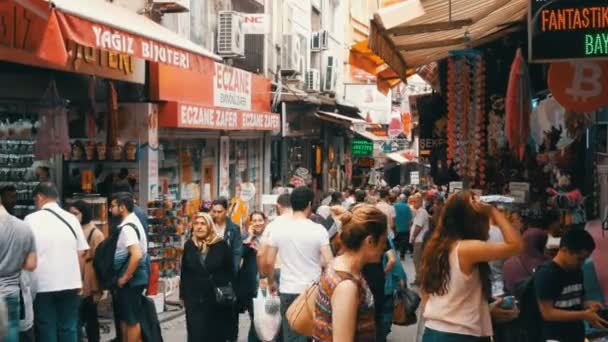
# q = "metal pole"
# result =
<box><xmin>449</xmin><ymin>0</ymin><xmax>452</xmax><ymax>22</ymax></box>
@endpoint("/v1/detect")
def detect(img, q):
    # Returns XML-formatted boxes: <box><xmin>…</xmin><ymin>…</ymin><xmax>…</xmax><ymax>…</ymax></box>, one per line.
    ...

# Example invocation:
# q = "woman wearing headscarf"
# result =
<box><xmin>180</xmin><ymin>212</ymin><xmax>235</xmax><ymax>342</ymax></box>
<box><xmin>502</xmin><ymin>228</ymin><xmax>549</xmax><ymax>295</ymax></box>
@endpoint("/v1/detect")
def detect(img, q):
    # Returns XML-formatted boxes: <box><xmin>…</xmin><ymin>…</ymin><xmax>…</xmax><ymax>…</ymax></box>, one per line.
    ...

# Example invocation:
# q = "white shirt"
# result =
<box><xmin>116</xmin><ymin>212</ymin><xmax>147</xmax><ymax>258</ymax></box>
<box><xmin>267</xmin><ymin>216</ymin><xmax>330</xmax><ymax>294</ymax></box>
<box><xmin>488</xmin><ymin>225</ymin><xmax>505</xmax><ymax>297</ymax></box>
<box><xmin>215</xmin><ymin>223</ymin><xmax>226</xmax><ymax>239</ymax></box>
<box><xmin>25</xmin><ymin>202</ymin><xmax>89</xmax><ymax>293</ymax></box>
<box><xmin>411</xmin><ymin>208</ymin><xmax>430</xmax><ymax>243</ymax></box>
<box><xmin>260</xmin><ymin>214</ymin><xmax>292</xmax><ymax>269</ymax></box>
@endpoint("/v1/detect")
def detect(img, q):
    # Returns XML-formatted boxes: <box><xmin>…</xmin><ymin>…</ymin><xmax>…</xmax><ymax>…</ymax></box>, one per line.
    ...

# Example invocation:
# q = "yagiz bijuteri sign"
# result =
<box><xmin>529</xmin><ymin>0</ymin><xmax>608</xmax><ymax>61</ymax></box>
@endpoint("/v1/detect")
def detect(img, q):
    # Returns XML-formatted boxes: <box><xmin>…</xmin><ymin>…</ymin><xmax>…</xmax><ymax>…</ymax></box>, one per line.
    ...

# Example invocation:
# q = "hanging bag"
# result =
<box><xmin>286</xmin><ymin>282</ymin><xmax>319</xmax><ymax>337</ymax></box>
<box><xmin>253</xmin><ymin>288</ymin><xmax>281</xmax><ymax>341</ymax></box>
<box><xmin>392</xmin><ymin>286</ymin><xmax>420</xmax><ymax>326</ymax></box>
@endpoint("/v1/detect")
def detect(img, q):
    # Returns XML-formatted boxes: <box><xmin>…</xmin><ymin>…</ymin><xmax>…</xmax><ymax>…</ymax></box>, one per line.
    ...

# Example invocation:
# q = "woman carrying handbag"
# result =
<box><xmin>180</xmin><ymin>212</ymin><xmax>236</xmax><ymax>342</ymax></box>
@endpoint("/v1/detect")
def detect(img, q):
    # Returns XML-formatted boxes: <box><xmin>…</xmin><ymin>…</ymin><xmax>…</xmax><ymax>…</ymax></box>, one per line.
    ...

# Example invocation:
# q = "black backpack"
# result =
<box><xmin>513</xmin><ymin>275</ymin><xmax>543</xmax><ymax>342</ymax></box>
<box><xmin>93</xmin><ymin>223</ymin><xmax>140</xmax><ymax>290</ymax></box>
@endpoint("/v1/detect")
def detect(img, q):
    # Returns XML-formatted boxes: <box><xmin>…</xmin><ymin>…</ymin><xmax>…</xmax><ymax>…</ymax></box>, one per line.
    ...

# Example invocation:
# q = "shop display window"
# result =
<box><xmin>0</xmin><ymin>103</ymin><xmax>56</xmax><ymax>218</ymax></box>
<box><xmin>229</xmin><ymin>139</ymin><xmax>262</xmax><ymax>210</ymax></box>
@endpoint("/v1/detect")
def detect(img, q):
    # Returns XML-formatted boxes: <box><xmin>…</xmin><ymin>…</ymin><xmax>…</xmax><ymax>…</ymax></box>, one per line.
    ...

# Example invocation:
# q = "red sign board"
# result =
<box><xmin>159</xmin><ymin>103</ymin><xmax>280</xmax><ymax>131</ymax></box>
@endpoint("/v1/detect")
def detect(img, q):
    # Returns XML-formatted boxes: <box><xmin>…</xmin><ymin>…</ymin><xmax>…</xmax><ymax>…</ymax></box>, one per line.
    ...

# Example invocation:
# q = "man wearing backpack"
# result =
<box><xmin>109</xmin><ymin>193</ymin><xmax>149</xmax><ymax>342</ymax></box>
<box><xmin>534</xmin><ymin>229</ymin><xmax>607</xmax><ymax>342</ymax></box>
<box><xmin>25</xmin><ymin>182</ymin><xmax>89</xmax><ymax>342</ymax></box>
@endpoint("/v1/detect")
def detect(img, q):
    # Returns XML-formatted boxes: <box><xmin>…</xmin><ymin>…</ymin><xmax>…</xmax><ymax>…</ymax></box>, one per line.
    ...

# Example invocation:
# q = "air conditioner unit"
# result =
<box><xmin>323</xmin><ymin>55</ymin><xmax>338</xmax><ymax>92</ymax></box>
<box><xmin>152</xmin><ymin>0</ymin><xmax>190</xmax><ymax>13</ymax></box>
<box><xmin>306</xmin><ymin>69</ymin><xmax>320</xmax><ymax>92</ymax></box>
<box><xmin>282</xmin><ymin>34</ymin><xmax>302</xmax><ymax>72</ymax></box>
<box><xmin>311</xmin><ymin>32</ymin><xmax>321</xmax><ymax>51</ymax></box>
<box><xmin>217</xmin><ymin>11</ymin><xmax>245</xmax><ymax>57</ymax></box>
<box><xmin>311</xmin><ymin>30</ymin><xmax>329</xmax><ymax>51</ymax></box>
<box><xmin>320</xmin><ymin>30</ymin><xmax>329</xmax><ymax>50</ymax></box>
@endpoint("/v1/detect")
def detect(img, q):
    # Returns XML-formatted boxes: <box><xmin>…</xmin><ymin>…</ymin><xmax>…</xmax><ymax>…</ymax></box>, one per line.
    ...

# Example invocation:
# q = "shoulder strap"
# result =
<box><xmin>87</xmin><ymin>228</ymin><xmax>98</xmax><ymax>245</ymax></box>
<box><xmin>43</xmin><ymin>208</ymin><xmax>77</xmax><ymax>240</ymax></box>
<box><xmin>119</xmin><ymin>222</ymin><xmax>141</xmax><ymax>241</ymax></box>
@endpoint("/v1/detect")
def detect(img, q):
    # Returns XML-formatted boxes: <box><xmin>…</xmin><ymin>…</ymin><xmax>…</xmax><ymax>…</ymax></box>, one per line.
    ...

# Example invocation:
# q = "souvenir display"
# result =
<box><xmin>111</xmin><ymin>144</ymin><xmax>123</xmax><ymax>161</ymax></box>
<box><xmin>85</xmin><ymin>141</ymin><xmax>96</xmax><ymax>161</ymax></box>
<box><xmin>447</xmin><ymin>49</ymin><xmax>487</xmax><ymax>188</ymax></box>
<box><xmin>96</xmin><ymin>142</ymin><xmax>107</xmax><ymax>161</ymax></box>
<box><xmin>148</xmin><ymin>198</ymin><xmax>188</xmax><ymax>278</ymax></box>
<box><xmin>125</xmin><ymin>141</ymin><xmax>137</xmax><ymax>161</ymax></box>
<box><xmin>71</xmin><ymin>141</ymin><xmax>84</xmax><ymax>161</ymax></box>
<box><xmin>34</xmin><ymin>80</ymin><xmax>70</xmax><ymax>160</ymax></box>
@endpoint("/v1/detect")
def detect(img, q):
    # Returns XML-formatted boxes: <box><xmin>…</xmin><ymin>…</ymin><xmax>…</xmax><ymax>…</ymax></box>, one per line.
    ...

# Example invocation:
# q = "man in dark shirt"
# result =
<box><xmin>534</xmin><ymin>229</ymin><xmax>607</xmax><ymax>342</ymax></box>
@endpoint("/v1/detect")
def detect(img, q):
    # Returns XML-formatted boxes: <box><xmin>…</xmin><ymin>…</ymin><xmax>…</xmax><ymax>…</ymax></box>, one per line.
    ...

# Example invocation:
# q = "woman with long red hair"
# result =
<box><xmin>419</xmin><ymin>191</ymin><xmax>523</xmax><ymax>341</ymax></box>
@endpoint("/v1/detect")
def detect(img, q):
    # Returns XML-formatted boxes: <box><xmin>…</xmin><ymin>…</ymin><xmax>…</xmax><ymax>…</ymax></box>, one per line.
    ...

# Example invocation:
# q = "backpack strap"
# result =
<box><xmin>43</xmin><ymin>208</ymin><xmax>77</xmax><ymax>240</ymax></box>
<box><xmin>119</xmin><ymin>222</ymin><xmax>141</xmax><ymax>241</ymax></box>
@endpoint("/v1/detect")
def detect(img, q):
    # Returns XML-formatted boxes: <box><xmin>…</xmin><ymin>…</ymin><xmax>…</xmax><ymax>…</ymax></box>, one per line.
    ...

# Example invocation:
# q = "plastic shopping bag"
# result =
<box><xmin>253</xmin><ymin>288</ymin><xmax>281</xmax><ymax>341</ymax></box>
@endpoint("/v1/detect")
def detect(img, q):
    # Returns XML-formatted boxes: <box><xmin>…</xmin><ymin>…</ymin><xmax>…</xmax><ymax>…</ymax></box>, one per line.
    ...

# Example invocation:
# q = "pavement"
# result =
<box><xmin>101</xmin><ymin>257</ymin><xmax>420</xmax><ymax>342</ymax></box>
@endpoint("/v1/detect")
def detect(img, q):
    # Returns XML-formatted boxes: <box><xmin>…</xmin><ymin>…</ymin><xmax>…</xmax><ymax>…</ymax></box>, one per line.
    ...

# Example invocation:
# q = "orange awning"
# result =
<box><xmin>349</xmin><ymin>40</ymin><xmax>414</xmax><ymax>95</ymax></box>
<box><xmin>1</xmin><ymin>0</ymin><xmax>220</xmax><ymax>71</ymax></box>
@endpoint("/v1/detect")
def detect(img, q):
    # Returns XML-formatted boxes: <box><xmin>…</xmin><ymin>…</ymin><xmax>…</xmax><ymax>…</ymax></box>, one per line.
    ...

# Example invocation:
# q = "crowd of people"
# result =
<box><xmin>1</xmin><ymin>181</ymin><xmax>607</xmax><ymax>342</ymax></box>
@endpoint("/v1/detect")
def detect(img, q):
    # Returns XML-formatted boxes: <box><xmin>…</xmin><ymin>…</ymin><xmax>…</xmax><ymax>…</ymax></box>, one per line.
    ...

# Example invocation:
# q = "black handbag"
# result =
<box><xmin>213</xmin><ymin>284</ymin><xmax>237</xmax><ymax>307</ymax></box>
<box><xmin>198</xmin><ymin>252</ymin><xmax>236</xmax><ymax>307</ymax></box>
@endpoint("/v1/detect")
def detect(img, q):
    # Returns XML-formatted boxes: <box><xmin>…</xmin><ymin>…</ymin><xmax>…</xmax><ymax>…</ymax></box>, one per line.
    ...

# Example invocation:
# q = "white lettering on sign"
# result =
<box><xmin>214</xmin><ymin>63</ymin><xmax>252</xmax><ymax>111</ymax></box>
<box><xmin>179</xmin><ymin>105</ymin><xmax>238</xmax><ymax>129</ymax></box>
<box><xmin>92</xmin><ymin>26</ymin><xmax>190</xmax><ymax>69</ymax></box>
<box><xmin>242</xmin><ymin>112</ymin><xmax>281</xmax><ymax>130</ymax></box>
<box><xmin>141</xmin><ymin>40</ymin><xmax>190</xmax><ymax>69</ymax></box>
<box><xmin>93</xmin><ymin>26</ymin><xmax>135</xmax><ymax>55</ymax></box>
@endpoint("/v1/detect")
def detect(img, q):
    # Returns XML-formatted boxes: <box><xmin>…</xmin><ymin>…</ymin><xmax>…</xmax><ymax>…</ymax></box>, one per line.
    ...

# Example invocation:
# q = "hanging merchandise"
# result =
<box><xmin>107</xmin><ymin>81</ymin><xmax>119</xmax><ymax>147</ymax></box>
<box><xmin>86</xmin><ymin>76</ymin><xmax>98</xmax><ymax>138</ymax></box>
<box><xmin>34</xmin><ymin>80</ymin><xmax>70</xmax><ymax>160</ymax></box>
<box><xmin>505</xmin><ymin>48</ymin><xmax>532</xmax><ymax>161</ymax></box>
<box><xmin>446</xmin><ymin>49</ymin><xmax>486</xmax><ymax>188</ymax></box>
<box><xmin>530</xmin><ymin>97</ymin><xmax>573</xmax><ymax>153</ymax></box>
<box><xmin>487</xmin><ymin>95</ymin><xmax>506</xmax><ymax>158</ymax></box>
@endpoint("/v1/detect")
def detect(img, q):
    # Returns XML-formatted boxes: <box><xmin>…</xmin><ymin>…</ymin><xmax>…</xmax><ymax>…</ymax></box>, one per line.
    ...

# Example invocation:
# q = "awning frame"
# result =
<box><xmin>369</xmin><ymin>0</ymin><xmax>528</xmax><ymax>80</ymax></box>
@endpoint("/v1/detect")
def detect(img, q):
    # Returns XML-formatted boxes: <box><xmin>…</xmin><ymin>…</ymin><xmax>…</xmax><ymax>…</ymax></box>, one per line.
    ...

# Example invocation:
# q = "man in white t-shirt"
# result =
<box><xmin>409</xmin><ymin>194</ymin><xmax>429</xmax><ymax>285</ymax></box>
<box><xmin>109</xmin><ymin>193</ymin><xmax>148</xmax><ymax>342</ymax></box>
<box><xmin>258</xmin><ymin>193</ymin><xmax>293</xmax><ymax>279</ymax></box>
<box><xmin>25</xmin><ymin>182</ymin><xmax>89</xmax><ymax>341</ymax></box>
<box><xmin>263</xmin><ymin>187</ymin><xmax>333</xmax><ymax>342</ymax></box>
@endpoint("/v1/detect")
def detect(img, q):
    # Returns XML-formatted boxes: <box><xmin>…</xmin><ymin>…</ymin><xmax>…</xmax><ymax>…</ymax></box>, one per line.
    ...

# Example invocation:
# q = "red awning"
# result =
<box><xmin>2</xmin><ymin>0</ymin><xmax>220</xmax><ymax>70</ymax></box>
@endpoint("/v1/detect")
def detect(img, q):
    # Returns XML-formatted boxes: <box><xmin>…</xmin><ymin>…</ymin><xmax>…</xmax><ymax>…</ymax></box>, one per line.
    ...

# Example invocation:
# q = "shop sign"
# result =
<box><xmin>0</xmin><ymin>2</ymin><xmax>209</xmax><ymax>71</ymax></box>
<box><xmin>151</xmin><ymin>60</ymin><xmax>271</xmax><ymax>112</ymax></box>
<box><xmin>357</xmin><ymin>157</ymin><xmax>375</xmax><ymax>168</ymax></box>
<box><xmin>529</xmin><ymin>0</ymin><xmax>608</xmax><ymax>61</ymax></box>
<box><xmin>242</xmin><ymin>14</ymin><xmax>270</xmax><ymax>34</ymax></box>
<box><xmin>548</xmin><ymin>60</ymin><xmax>608</xmax><ymax>112</ymax></box>
<box><xmin>449</xmin><ymin>181</ymin><xmax>463</xmax><ymax>193</ymax></box>
<box><xmin>382</xmin><ymin>139</ymin><xmax>412</xmax><ymax>153</ymax></box>
<box><xmin>410</xmin><ymin>171</ymin><xmax>420</xmax><ymax>185</ymax></box>
<box><xmin>160</xmin><ymin>103</ymin><xmax>280</xmax><ymax>131</ymax></box>
<box><xmin>352</xmin><ymin>139</ymin><xmax>374</xmax><ymax>156</ymax></box>
<box><xmin>0</xmin><ymin>29</ymin><xmax>145</xmax><ymax>83</ymax></box>
<box><xmin>214</xmin><ymin>63</ymin><xmax>252</xmax><ymax>111</ymax></box>
<box><xmin>344</xmin><ymin>84</ymin><xmax>392</xmax><ymax>124</ymax></box>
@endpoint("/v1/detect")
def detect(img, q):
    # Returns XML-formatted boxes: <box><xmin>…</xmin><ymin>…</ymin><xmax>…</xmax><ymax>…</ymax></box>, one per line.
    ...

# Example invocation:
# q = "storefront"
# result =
<box><xmin>151</xmin><ymin>59</ymin><xmax>279</xmax><ymax>213</ymax></box>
